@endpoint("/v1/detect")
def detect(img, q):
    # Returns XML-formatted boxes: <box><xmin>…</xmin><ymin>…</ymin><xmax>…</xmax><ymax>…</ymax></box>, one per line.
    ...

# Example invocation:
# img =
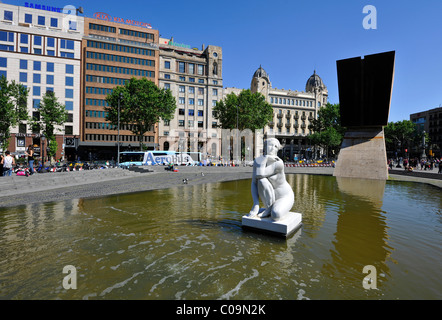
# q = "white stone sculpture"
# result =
<box><xmin>247</xmin><ymin>138</ymin><xmax>295</xmax><ymax>221</ymax></box>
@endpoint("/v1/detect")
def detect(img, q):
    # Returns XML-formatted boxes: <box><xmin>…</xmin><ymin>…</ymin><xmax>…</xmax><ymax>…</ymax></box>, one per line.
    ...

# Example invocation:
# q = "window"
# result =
<box><xmin>164</xmin><ymin>74</ymin><xmax>171</xmax><ymax>79</ymax></box>
<box><xmin>188</xmin><ymin>109</ymin><xmax>194</xmax><ymax>116</ymax></box>
<box><xmin>66</xmin><ymin>64</ymin><xmax>74</xmax><ymax>74</ymax></box>
<box><xmin>179</xmin><ymin>76</ymin><xmax>185</xmax><ymax>81</ymax></box>
<box><xmin>197</xmin><ymin>65</ymin><xmax>204</xmax><ymax>75</ymax></box>
<box><xmin>46</xmin><ymin>75</ymin><xmax>54</xmax><ymax>84</ymax></box>
<box><xmin>65</xmin><ymin>77</ymin><xmax>74</xmax><ymax>86</ymax></box>
<box><xmin>65</xmin><ymin>125</ymin><xmax>73</xmax><ymax>134</ymax></box>
<box><xmin>188</xmin><ymin>63</ymin><xmax>195</xmax><ymax>74</ymax></box>
<box><xmin>188</xmin><ymin>87</ymin><xmax>195</xmax><ymax>94</ymax></box>
<box><xmin>198</xmin><ymin>79</ymin><xmax>204</xmax><ymax>84</ymax></box>
<box><xmin>61</xmin><ymin>39</ymin><xmax>74</xmax><ymax>50</ymax></box>
<box><xmin>19</xmin><ymin>72</ymin><xmax>27</xmax><ymax>82</ymax></box>
<box><xmin>179</xmin><ymin>85</ymin><xmax>185</xmax><ymax>93</ymax></box>
<box><xmin>33</xmin><ymin>61</ymin><xmax>41</xmax><ymax>71</ymax></box>
<box><xmin>198</xmin><ymin>88</ymin><xmax>204</xmax><ymax>95</ymax></box>
<box><xmin>20</xmin><ymin>47</ymin><xmax>28</xmax><ymax>53</ymax></box>
<box><xmin>34</xmin><ymin>36</ymin><xmax>42</xmax><ymax>46</ymax></box>
<box><xmin>189</xmin><ymin>99</ymin><xmax>195</xmax><ymax>105</ymax></box>
<box><xmin>0</xmin><ymin>31</ymin><xmax>14</xmax><ymax>42</ymax></box>
<box><xmin>47</xmin><ymin>62</ymin><xmax>54</xmax><ymax>72</ymax></box>
<box><xmin>33</xmin><ymin>74</ymin><xmax>41</xmax><ymax>83</ymax></box>
<box><xmin>189</xmin><ymin>77</ymin><xmax>195</xmax><ymax>83</ymax></box>
<box><xmin>50</xmin><ymin>18</ymin><xmax>58</xmax><ymax>28</ymax></box>
<box><xmin>0</xmin><ymin>57</ymin><xmax>6</xmax><ymax>68</ymax></box>
<box><xmin>0</xmin><ymin>70</ymin><xmax>6</xmax><ymax>78</ymax></box>
<box><xmin>25</xmin><ymin>14</ymin><xmax>32</xmax><ymax>24</ymax></box>
<box><xmin>212</xmin><ymin>89</ymin><xmax>218</xmax><ymax>96</ymax></box>
<box><xmin>33</xmin><ymin>99</ymin><xmax>40</xmax><ymax>108</ymax></box>
<box><xmin>60</xmin><ymin>52</ymin><xmax>75</xmax><ymax>58</ymax></box>
<box><xmin>178</xmin><ymin>109</ymin><xmax>185</xmax><ymax>115</ymax></box>
<box><xmin>212</xmin><ymin>122</ymin><xmax>218</xmax><ymax>129</ymax></box>
<box><xmin>69</xmin><ymin>20</ymin><xmax>77</xmax><ymax>30</ymax></box>
<box><xmin>178</xmin><ymin>62</ymin><xmax>185</xmax><ymax>73</ymax></box>
<box><xmin>34</xmin><ymin>48</ymin><xmax>42</xmax><ymax>54</ymax></box>
<box><xmin>179</xmin><ymin>97</ymin><xmax>185</xmax><ymax>104</ymax></box>
<box><xmin>20</xmin><ymin>60</ymin><xmax>27</xmax><ymax>69</ymax></box>
<box><xmin>178</xmin><ymin>120</ymin><xmax>185</xmax><ymax>127</ymax></box>
<box><xmin>163</xmin><ymin>120</ymin><xmax>170</xmax><ymax>126</ymax></box>
<box><xmin>213</xmin><ymin>80</ymin><xmax>218</xmax><ymax>85</ymax></box>
<box><xmin>20</xmin><ymin>34</ymin><xmax>28</xmax><ymax>44</ymax></box>
<box><xmin>47</xmin><ymin>50</ymin><xmax>55</xmax><ymax>56</ymax></box>
<box><xmin>198</xmin><ymin>99</ymin><xmax>204</xmax><ymax>106</ymax></box>
<box><xmin>47</xmin><ymin>37</ymin><xmax>55</xmax><ymax>47</ymax></box>
<box><xmin>212</xmin><ymin>100</ymin><xmax>217</xmax><ymax>107</ymax></box>
<box><xmin>198</xmin><ymin>121</ymin><xmax>203</xmax><ymax>128</ymax></box>
<box><xmin>164</xmin><ymin>61</ymin><xmax>170</xmax><ymax>69</ymax></box>
<box><xmin>65</xmin><ymin>101</ymin><xmax>74</xmax><ymax>111</ymax></box>
<box><xmin>33</xmin><ymin>86</ymin><xmax>40</xmax><ymax>96</ymax></box>
<box><xmin>164</xmin><ymin>83</ymin><xmax>170</xmax><ymax>90</ymax></box>
<box><xmin>4</xmin><ymin>11</ymin><xmax>13</xmax><ymax>21</ymax></box>
<box><xmin>188</xmin><ymin>120</ymin><xmax>194</xmax><ymax>127</ymax></box>
<box><xmin>65</xmin><ymin>89</ymin><xmax>74</xmax><ymax>99</ymax></box>
<box><xmin>198</xmin><ymin>110</ymin><xmax>204</xmax><ymax>117</ymax></box>
<box><xmin>37</xmin><ymin>16</ymin><xmax>45</xmax><ymax>26</ymax></box>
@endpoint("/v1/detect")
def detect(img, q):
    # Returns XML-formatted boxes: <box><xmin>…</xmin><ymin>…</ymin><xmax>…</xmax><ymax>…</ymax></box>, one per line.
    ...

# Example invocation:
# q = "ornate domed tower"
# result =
<box><xmin>251</xmin><ymin>65</ymin><xmax>271</xmax><ymax>99</ymax></box>
<box><xmin>306</xmin><ymin>70</ymin><xmax>328</xmax><ymax>107</ymax></box>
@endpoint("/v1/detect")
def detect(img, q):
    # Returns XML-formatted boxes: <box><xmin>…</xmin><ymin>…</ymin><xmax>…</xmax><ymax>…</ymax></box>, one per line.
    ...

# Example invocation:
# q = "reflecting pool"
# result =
<box><xmin>0</xmin><ymin>175</ymin><xmax>441</xmax><ymax>300</ymax></box>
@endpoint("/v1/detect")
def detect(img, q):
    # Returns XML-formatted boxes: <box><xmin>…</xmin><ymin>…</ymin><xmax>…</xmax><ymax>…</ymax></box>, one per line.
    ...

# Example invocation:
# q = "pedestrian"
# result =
<box><xmin>0</xmin><ymin>154</ymin><xmax>3</xmax><ymax>176</ymax></box>
<box><xmin>26</xmin><ymin>144</ymin><xmax>35</xmax><ymax>175</ymax></box>
<box><xmin>1</xmin><ymin>151</ymin><xmax>16</xmax><ymax>176</ymax></box>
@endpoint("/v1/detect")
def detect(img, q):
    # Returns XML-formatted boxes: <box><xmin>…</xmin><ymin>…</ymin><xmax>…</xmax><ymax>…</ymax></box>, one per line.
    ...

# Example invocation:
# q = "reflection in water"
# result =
<box><xmin>0</xmin><ymin>175</ymin><xmax>440</xmax><ymax>300</ymax></box>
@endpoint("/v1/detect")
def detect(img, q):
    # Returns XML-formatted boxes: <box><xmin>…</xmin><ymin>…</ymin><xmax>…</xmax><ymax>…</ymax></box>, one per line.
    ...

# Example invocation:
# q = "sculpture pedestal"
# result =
<box><xmin>242</xmin><ymin>212</ymin><xmax>302</xmax><ymax>238</ymax></box>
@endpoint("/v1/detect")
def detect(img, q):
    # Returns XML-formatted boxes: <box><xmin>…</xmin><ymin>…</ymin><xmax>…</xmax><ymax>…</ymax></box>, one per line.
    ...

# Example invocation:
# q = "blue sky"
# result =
<box><xmin>6</xmin><ymin>0</ymin><xmax>442</xmax><ymax>122</ymax></box>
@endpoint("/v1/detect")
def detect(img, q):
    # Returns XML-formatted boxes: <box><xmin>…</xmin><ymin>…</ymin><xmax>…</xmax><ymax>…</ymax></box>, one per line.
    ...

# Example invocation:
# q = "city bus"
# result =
<box><xmin>119</xmin><ymin>151</ymin><xmax>201</xmax><ymax>167</ymax></box>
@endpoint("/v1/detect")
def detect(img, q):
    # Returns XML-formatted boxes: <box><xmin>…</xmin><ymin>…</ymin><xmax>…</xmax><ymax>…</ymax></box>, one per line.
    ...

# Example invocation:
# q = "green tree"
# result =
<box><xmin>308</xmin><ymin>103</ymin><xmax>345</xmax><ymax>158</ymax></box>
<box><xmin>384</xmin><ymin>120</ymin><xmax>426</xmax><ymax>157</ymax></box>
<box><xmin>35</xmin><ymin>91</ymin><xmax>68</xmax><ymax>160</ymax></box>
<box><xmin>105</xmin><ymin>77</ymin><xmax>176</xmax><ymax>151</ymax></box>
<box><xmin>0</xmin><ymin>76</ymin><xmax>29</xmax><ymax>151</ymax></box>
<box><xmin>213</xmin><ymin>89</ymin><xmax>273</xmax><ymax>131</ymax></box>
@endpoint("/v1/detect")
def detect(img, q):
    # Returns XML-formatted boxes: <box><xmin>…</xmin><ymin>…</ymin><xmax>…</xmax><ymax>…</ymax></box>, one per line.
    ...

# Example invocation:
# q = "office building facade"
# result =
<box><xmin>79</xmin><ymin>16</ymin><xmax>159</xmax><ymax>161</ymax></box>
<box><xmin>410</xmin><ymin>107</ymin><xmax>442</xmax><ymax>158</ymax></box>
<box><xmin>0</xmin><ymin>2</ymin><xmax>83</xmax><ymax>160</ymax></box>
<box><xmin>157</xmin><ymin>38</ymin><xmax>223</xmax><ymax>159</ymax></box>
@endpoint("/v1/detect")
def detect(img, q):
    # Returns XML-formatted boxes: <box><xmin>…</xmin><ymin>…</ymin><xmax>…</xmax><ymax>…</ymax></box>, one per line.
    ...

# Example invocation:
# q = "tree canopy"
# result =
<box><xmin>384</xmin><ymin>120</ymin><xmax>427</xmax><ymax>157</ymax></box>
<box><xmin>34</xmin><ymin>91</ymin><xmax>68</xmax><ymax>159</ymax></box>
<box><xmin>105</xmin><ymin>77</ymin><xmax>176</xmax><ymax>150</ymax></box>
<box><xmin>213</xmin><ymin>89</ymin><xmax>273</xmax><ymax>131</ymax></box>
<box><xmin>0</xmin><ymin>76</ymin><xmax>29</xmax><ymax>152</ymax></box>
<box><xmin>308</xmin><ymin>103</ymin><xmax>345</xmax><ymax>158</ymax></box>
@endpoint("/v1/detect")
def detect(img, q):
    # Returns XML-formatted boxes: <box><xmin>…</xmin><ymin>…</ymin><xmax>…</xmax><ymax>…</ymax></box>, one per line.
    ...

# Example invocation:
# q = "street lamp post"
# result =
<box><xmin>117</xmin><ymin>93</ymin><xmax>122</xmax><ymax>166</ymax></box>
<box><xmin>41</xmin><ymin>134</ymin><xmax>45</xmax><ymax>166</ymax></box>
<box><xmin>421</xmin><ymin>130</ymin><xmax>427</xmax><ymax>160</ymax></box>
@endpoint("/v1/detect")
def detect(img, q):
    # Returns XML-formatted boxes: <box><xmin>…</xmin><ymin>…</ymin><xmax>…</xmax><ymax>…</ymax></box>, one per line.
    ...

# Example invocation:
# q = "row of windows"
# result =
<box><xmin>271</xmin><ymin>97</ymin><xmax>317</xmax><ymax>107</ymax></box>
<box><xmin>87</xmin><ymin>40</ymin><xmax>154</xmax><ymax>56</ymax></box>
<box><xmin>119</xmin><ymin>28</ymin><xmax>154</xmax><ymax>40</ymax></box>
<box><xmin>89</xmin><ymin>23</ymin><xmax>116</xmax><ymax>33</ymax></box>
<box><xmin>18</xmin><ymin>73</ymin><xmax>73</xmax><ymax>87</ymax></box>
<box><xmin>86</xmin><ymin>51</ymin><xmax>154</xmax><ymax>66</ymax></box>
<box><xmin>85</xmin><ymin>110</ymin><xmax>108</xmax><ymax>118</ymax></box>
<box><xmin>86</xmin><ymin>87</ymin><xmax>113</xmax><ymax>96</ymax></box>
<box><xmin>19</xmin><ymin>59</ymin><xmax>74</xmax><ymax>73</ymax></box>
<box><xmin>2</xmin><ymin>10</ymin><xmax>75</xmax><ymax>30</ymax></box>
<box><xmin>163</xmin><ymin>74</ymin><xmax>207</xmax><ymax>84</ymax></box>
<box><xmin>178</xmin><ymin>109</ymin><xmax>205</xmax><ymax>117</ymax></box>
<box><xmin>176</xmin><ymin>61</ymin><xmax>205</xmax><ymax>75</ymax></box>
<box><xmin>86</xmin><ymin>75</ymin><xmax>129</xmax><ymax>85</ymax></box>
<box><xmin>177</xmin><ymin>86</ymin><xmax>206</xmax><ymax>95</ymax></box>
<box><xmin>85</xmin><ymin>98</ymin><xmax>109</xmax><ymax>107</ymax></box>
<box><xmin>178</xmin><ymin>120</ymin><xmax>205</xmax><ymax>128</ymax></box>
<box><xmin>85</xmin><ymin>134</ymin><xmax>154</xmax><ymax>142</ymax></box>
<box><xmin>86</xmin><ymin>63</ymin><xmax>154</xmax><ymax>77</ymax></box>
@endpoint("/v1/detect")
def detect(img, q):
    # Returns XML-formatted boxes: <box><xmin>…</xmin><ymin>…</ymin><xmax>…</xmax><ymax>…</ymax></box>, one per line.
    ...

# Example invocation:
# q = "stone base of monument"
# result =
<box><xmin>242</xmin><ymin>212</ymin><xmax>302</xmax><ymax>238</ymax></box>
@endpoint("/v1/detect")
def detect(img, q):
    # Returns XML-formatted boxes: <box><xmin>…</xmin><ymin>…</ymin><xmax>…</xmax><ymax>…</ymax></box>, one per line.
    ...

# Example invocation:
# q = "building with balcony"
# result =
<box><xmin>157</xmin><ymin>38</ymin><xmax>223</xmax><ymax>159</ymax></box>
<box><xmin>224</xmin><ymin>66</ymin><xmax>328</xmax><ymax>160</ymax></box>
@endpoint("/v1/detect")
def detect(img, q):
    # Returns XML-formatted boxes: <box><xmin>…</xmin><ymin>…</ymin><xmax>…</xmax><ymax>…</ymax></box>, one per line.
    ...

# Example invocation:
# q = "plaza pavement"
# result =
<box><xmin>0</xmin><ymin>165</ymin><xmax>440</xmax><ymax>208</ymax></box>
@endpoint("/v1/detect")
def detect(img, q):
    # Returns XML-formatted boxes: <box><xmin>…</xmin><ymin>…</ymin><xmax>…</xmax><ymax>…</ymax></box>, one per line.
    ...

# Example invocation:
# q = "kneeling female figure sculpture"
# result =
<box><xmin>248</xmin><ymin>138</ymin><xmax>294</xmax><ymax>222</ymax></box>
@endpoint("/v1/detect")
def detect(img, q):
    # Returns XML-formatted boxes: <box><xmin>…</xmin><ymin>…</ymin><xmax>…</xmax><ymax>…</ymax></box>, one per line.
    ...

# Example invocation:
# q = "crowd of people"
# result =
<box><xmin>388</xmin><ymin>157</ymin><xmax>442</xmax><ymax>173</ymax></box>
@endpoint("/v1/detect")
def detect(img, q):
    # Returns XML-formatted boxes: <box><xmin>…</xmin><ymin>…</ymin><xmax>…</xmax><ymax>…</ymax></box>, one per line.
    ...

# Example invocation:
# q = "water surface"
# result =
<box><xmin>0</xmin><ymin>175</ymin><xmax>440</xmax><ymax>299</ymax></box>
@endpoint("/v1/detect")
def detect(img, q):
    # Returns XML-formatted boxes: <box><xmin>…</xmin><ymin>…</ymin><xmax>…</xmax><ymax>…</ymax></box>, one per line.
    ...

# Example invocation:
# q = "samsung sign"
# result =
<box><xmin>24</xmin><ymin>2</ymin><xmax>63</xmax><ymax>13</ymax></box>
<box><xmin>93</xmin><ymin>12</ymin><xmax>152</xmax><ymax>29</ymax></box>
